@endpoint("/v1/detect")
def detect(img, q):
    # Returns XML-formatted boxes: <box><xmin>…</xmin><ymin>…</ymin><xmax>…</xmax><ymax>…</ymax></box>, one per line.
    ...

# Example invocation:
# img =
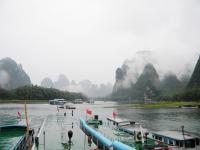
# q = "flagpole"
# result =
<box><xmin>24</xmin><ymin>100</ymin><xmax>29</xmax><ymax>132</ymax></box>
<box><xmin>25</xmin><ymin>100</ymin><xmax>32</xmax><ymax>150</ymax></box>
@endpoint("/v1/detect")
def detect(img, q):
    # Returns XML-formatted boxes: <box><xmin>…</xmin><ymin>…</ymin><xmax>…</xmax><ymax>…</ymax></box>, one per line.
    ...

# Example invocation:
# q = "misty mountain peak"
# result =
<box><xmin>142</xmin><ymin>63</ymin><xmax>159</xmax><ymax>78</ymax></box>
<box><xmin>187</xmin><ymin>56</ymin><xmax>200</xmax><ymax>88</ymax></box>
<box><xmin>41</xmin><ymin>77</ymin><xmax>53</xmax><ymax>88</ymax></box>
<box><xmin>0</xmin><ymin>57</ymin><xmax>31</xmax><ymax>90</ymax></box>
<box><xmin>133</xmin><ymin>63</ymin><xmax>160</xmax><ymax>98</ymax></box>
<box><xmin>115</xmin><ymin>68</ymin><xmax>124</xmax><ymax>81</ymax></box>
<box><xmin>53</xmin><ymin>74</ymin><xmax>69</xmax><ymax>90</ymax></box>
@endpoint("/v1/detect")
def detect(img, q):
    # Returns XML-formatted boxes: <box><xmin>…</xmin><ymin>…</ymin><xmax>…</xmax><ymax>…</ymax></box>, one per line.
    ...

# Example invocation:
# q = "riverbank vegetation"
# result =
<box><xmin>0</xmin><ymin>99</ymin><xmax>49</xmax><ymax>104</ymax></box>
<box><xmin>0</xmin><ymin>85</ymin><xmax>87</xmax><ymax>102</ymax></box>
<box><xmin>107</xmin><ymin>101</ymin><xmax>200</xmax><ymax>109</ymax></box>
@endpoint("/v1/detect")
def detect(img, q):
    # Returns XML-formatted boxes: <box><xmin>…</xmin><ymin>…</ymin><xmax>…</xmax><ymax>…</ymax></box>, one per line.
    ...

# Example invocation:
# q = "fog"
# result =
<box><xmin>0</xmin><ymin>0</ymin><xmax>200</xmax><ymax>86</ymax></box>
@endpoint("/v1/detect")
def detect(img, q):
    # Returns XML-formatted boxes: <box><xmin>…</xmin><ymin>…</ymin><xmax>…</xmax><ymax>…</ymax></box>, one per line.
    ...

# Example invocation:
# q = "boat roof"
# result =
<box><xmin>152</xmin><ymin>130</ymin><xmax>200</xmax><ymax>140</ymax></box>
<box><xmin>49</xmin><ymin>99</ymin><xmax>66</xmax><ymax>101</ymax></box>
<box><xmin>106</xmin><ymin>117</ymin><xmax>138</xmax><ymax>124</ymax></box>
<box><xmin>119</xmin><ymin>124</ymin><xmax>147</xmax><ymax>132</ymax></box>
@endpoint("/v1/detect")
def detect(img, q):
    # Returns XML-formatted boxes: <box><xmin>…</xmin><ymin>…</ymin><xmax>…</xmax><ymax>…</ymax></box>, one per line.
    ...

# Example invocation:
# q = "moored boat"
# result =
<box><xmin>49</xmin><ymin>99</ymin><xmax>67</xmax><ymax>105</ymax></box>
<box><xmin>73</xmin><ymin>99</ymin><xmax>83</xmax><ymax>104</ymax></box>
<box><xmin>65</xmin><ymin>104</ymin><xmax>76</xmax><ymax>109</ymax></box>
<box><xmin>80</xmin><ymin>118</ymin><xmax>136</xmax><ymax>150</ymax></box>
<box><xmin>150</xmin><ymin>130</ymin><xmax>200</xmax><ymax>150</ymax></box>
<box><xmin>80</xmin><ymin>116</ymin><xmax>171</xmax><ymax>150</ymax></box>
<box><xmin>0</xmin><ymin>125</ymin><xmax>34</xmax><ymax>150</ymax></box>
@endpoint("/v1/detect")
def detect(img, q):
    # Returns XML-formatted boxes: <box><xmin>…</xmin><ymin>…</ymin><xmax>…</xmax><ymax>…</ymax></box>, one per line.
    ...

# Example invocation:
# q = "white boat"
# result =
<box><xmin>150</xmin><ymin>130</ymin><xmax>200</xmax><ymax>150</ymax></box>
<box><xmin>86</xmin><ymin>99</ymin><xmax>95</xmax><ymax>104</ymax></box>
<box><xmin>73</xmin><ymin>99</ymin><xmax>83</xmax><ymax>104</ymax></box>
<box><xmin>49</xmin><ymin>99</ymin><xmax>67</xmax><ymax>105</ymax></box>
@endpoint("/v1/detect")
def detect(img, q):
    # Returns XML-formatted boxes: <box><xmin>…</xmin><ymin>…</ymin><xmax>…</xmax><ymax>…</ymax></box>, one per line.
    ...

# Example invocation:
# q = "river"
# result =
<box><xmin>0</xmin><ymin>101</ymin><xmax>200</xmax><ymax>136</ymax></box>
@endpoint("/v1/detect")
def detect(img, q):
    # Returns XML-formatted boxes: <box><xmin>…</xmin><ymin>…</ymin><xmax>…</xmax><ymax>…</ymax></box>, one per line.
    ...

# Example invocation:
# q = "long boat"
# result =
<box><xmin>49</xmin><ymin>98</ymin><xmax>67</xmax><ymax>105</ymax></box>
<box><xmin>80</xmin><ymin>115</ymin><xmax>200</xmax><ymax>150</ymax></box>
<box><xmin>80</xmin><ymin>118</ymin><xmax>136</xmax><ymax>150</ymax></box>
<box><xmin>0</xmin><ymin>124</ymin><xmax>34</xmax><ymax>150</ymax></box>
<box><xmin>80</xmin><ymin>117</ymin><xmax>171</xmax><ymax>150</ymax></box>
<box><xmin>150</xmin><ymin>130</ymin><xmax>200</xmax><ymax>150</ymax></box>
<box><xmin>0</xmin><ymin>100</ymin><xmax>36</xmax><ymax>150</ymax></box>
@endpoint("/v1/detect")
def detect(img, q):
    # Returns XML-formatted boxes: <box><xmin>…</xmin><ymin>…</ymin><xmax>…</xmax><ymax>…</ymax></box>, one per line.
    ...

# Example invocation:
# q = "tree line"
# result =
<box><xmin>0</xmin><ymin>85</ymin><xmax>88</xmax><ymax>101</ymax></box>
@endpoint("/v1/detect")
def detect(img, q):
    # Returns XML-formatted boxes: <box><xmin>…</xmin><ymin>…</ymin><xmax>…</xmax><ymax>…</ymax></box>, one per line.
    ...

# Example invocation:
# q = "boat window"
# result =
<box><xmin>185</xmin><ymin>139</ymin><xmax>195</xmax><ymax>148</ymax></box>
<box><xmin>164</xmin><ymin>137</ymin><xmax>168</xmax><ymax>143</ymax></box>
<box><xmin>158</xmin><ymin>136</ymin><xmax>162</xmax><ymax>141</ymax></box>
<box><xmin>196</xmin><ymin>138</ymin><xmax>200</xmax><ymax>145</ymax></box>
<box><xmin>155</xmin><ymin>135</ymin><xmax>158</xmax><ymax>140</ymax></box>
<box><xmin>169</xmin><ymin>139</ymin><xmax>174</xmax><ymax>145</ymax></box>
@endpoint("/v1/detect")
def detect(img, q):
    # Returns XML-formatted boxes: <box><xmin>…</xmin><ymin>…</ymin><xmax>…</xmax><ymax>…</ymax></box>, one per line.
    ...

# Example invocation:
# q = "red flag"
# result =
<box><xmin>86</xmin><ymin>109</ymin><xmax>92</xmax><ymax>115</ymax></box>
<box><xmin>112</xmin><ymin>111</ymin><xmax>117</xmax><ymax>118</ymax></box>
<box><xmin>17</xmin><ymin>111</ymin><xmax>21</xmax><ymax>120</ymax></box>
<box><xmin>17</xmin><ymin>111</ymin><xmax>21</xmax><ymax>117</ymax></box>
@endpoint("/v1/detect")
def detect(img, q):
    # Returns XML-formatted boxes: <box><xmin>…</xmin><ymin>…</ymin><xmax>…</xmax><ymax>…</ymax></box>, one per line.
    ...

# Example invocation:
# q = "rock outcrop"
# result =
<box><xmin>187</xmin><ymin>56</ymin><xmax>200</xmax><ymax>88</ymax></box>
<box><xmin>132</xmin><ymin>63</ymin><xmax>160</xmax><ymax>99</ymax></box>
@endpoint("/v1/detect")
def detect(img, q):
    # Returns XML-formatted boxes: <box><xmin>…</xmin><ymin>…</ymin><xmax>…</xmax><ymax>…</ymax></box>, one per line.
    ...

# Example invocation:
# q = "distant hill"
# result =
<box><xmin>132</xmin><ymin>63</ymin><xmax>160</xmax><ymax>100</ymax></box>
<box><xmin>159</xmin><ymin>73</ymin><xmax>182</xmax><ymax>96</ymax></box>
<box><xmin>40</xmin><ymin>75</ymin><xmax>113</xmax><ymax>98</ymax></box>
<box><xmin>113</xmin><ymin>67</ymin><xmax>127</xmax><ymax>94</ymax></box>
<box><xmin>187</xmin><ymin>56</ymin><xmax>200</xmax><ymax>88</ymax></box>
<box><xmin>112</xmin><ymin>63</ymin><xmax>160</xmax><ymax>100</ymax></box>
<box><xmin>0</xmin><ymin>57</ymin><xmax>31</xmax><ymax>90</ymax></box>
<box><xmin>41</xmin><ymin>77</ymin><xmax>54</xmax><ymax>88</ymax></box>
<box><xmin>111</xmin><ymin>60</ymin><xmax>191</xmax><ymax>101</ymax></box>
<box><xmin>53</xmin><ymin>74</ymin><xmax>70</xmax><ymax>90</ymax></box>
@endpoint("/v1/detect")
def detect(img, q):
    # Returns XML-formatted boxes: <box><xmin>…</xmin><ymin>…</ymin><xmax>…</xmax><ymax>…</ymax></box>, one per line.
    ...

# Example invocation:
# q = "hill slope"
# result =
<box><xmin>0</xmin><ymin>57</ymin><xmax>31</xmax><ymax>90</ymax></box>
<box><xmin>187</xmin><ymin>56</ymin><xmax>200</xmax><ymax>88</ymax></box>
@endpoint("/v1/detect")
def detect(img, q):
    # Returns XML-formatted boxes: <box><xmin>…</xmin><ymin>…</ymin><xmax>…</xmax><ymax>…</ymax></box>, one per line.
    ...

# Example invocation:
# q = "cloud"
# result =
<box><xmin>0</xmin><ymin>0</ymin><xmax>199</xmax><ymax>85</ymax></box>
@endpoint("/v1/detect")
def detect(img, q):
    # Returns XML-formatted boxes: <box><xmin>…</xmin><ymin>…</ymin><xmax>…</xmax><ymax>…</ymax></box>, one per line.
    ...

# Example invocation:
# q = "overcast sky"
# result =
<box><xmin>0</xmin><ymin>0</ymin><xmax>200</xmax><ymax>85</ymax></box>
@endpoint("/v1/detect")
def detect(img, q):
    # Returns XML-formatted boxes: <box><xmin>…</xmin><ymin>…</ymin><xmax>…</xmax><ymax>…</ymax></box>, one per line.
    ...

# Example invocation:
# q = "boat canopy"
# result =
<box><xmin>80</xmin><ymin>118</ymin><xmax>138</xmax><ymax>150</ymax></box>
<box><xmin>80</xmin><ymin>118</ymin><xmax>112</xmax><ymax>148</ymax></box>
<box><xmin>152</xmin><ymin>130</ymin><xmax>199</xmax><ymax>140</ymax></box>
<box><xmin>106</xmin><ymin>117</ymin><xmax>139</xmax><ymax>126</ymax></box>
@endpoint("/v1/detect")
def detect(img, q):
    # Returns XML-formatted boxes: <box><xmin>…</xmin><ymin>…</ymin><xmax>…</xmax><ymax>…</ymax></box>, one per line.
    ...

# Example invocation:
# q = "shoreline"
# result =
<box><xmin>104</xmin><ymin>101</ymin><xmax>200</xmax><ymax>109</ymax></box>
<box><xmin>0</xmin><ymin>100</ymin><xmax>49</xmax><ymax>104</ymax></box>
<box><xmin>1</xmin><ymin>100</ymin><xmax>200</xmax><ymax>109</ymax></box>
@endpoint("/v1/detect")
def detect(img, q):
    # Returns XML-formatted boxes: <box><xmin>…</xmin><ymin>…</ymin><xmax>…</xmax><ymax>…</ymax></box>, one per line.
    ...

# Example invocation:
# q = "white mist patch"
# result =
<box><xmin>121</xmin><ymin>50</ymin><xmax>156</xmax><ymax>88</ymax></box>
<box><xmin>67</xmin><ymin>85</ymin><xmax>83</xmax><ymax>93</ymax></box>
<box><xmin>0</xmin><ymin>70</ymin><xmax>10</xmax><ymax>87</ymax></box>
<box><xmin>115</xmin><ymin>50</ymin><xmax>196</xmax><ymax>91</ymax></box>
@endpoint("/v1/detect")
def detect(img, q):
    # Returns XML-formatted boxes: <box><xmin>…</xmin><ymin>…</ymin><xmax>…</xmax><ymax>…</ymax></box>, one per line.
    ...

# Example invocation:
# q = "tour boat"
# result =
<box><xmin>49</xmin><ymin>99</ymin><xmax>67</xmax><ymax>105</ymax></box>
<box><xmin>150</xmin><ymin>130</ymin><xmax>200</xmax><ymax>150</ymax></box>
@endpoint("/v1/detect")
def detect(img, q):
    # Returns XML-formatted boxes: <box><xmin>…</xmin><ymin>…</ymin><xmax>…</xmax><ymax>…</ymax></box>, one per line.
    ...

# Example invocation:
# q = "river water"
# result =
<box><xmin>0</xmin><ymin>101</ymin><xmax>200</xmax><ymax>142</ymax></box>
<box><xmin>117</xmin><ymin>107</ymin><xmax>200</xmax><ymax>135</ymax></box>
